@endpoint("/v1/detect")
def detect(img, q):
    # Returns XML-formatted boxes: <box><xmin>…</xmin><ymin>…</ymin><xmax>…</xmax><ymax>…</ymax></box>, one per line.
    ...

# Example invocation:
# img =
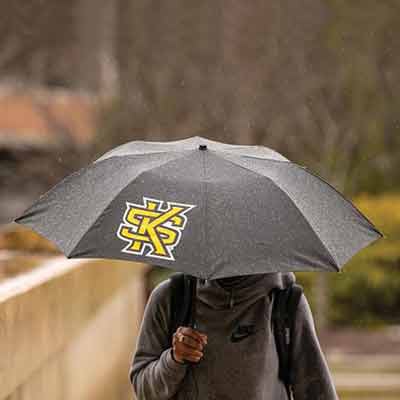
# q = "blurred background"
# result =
<box><xmin>0</xmin><ymin>1</ymin><xmax>399</xmax><ymax>399</ymax></box>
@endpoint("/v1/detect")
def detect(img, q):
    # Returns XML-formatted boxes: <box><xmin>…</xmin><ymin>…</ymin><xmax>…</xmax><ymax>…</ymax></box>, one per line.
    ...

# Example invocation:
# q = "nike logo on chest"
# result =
<box><xmin>230</xmin><ymin>324</ymin><xmax>256</xmax><ymax>342</ymax></box>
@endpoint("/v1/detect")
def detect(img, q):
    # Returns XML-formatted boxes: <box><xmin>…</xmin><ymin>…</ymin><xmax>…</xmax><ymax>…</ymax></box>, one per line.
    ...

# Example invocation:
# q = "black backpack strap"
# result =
<box><xmin>169</xmin><ymin>273</ymin><xmax>194</xmax><ymax>341</ymax></box>
<box><xmin>271</xmin><ymin>283</ymin><xmax>303</xmax><ymax>399</ymax></box>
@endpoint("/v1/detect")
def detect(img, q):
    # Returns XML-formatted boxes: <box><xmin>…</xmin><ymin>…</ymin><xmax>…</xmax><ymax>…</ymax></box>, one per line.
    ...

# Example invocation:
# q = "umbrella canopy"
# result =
<box><xmin>14</xmin><ymin>136</ymin><xmax>383</xmax><ymax>280</ymax></box>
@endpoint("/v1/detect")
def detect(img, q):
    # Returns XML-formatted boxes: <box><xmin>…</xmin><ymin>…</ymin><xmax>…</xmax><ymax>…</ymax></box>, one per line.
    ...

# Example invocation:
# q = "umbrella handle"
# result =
<box><xmin>181</xmin><ymin>276</ymin><xmax>198</xmax><ymax>366</ymax></box>
<box><xmin>188</xmin><ymin>275</ymin><xmax>197</xmax><ymax>329</ymax></box>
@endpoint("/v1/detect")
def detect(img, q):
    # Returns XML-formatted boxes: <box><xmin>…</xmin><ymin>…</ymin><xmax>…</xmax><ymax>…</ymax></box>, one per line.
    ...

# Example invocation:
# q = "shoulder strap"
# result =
<box><xmin>271</xmin><ymin>283</ymin><xmax>303</xmax><ymax>398</ymax></box>
<box><xmin>169</xmin><ymin>273</ymin><xmax>193</xmax><ymax>341</ymax></box>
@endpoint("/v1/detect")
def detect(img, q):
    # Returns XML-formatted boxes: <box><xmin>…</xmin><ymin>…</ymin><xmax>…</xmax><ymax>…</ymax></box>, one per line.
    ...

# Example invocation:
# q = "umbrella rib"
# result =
<box><xmin>202</xmin><ymin>148</ymin><xmax>208</xmax><ymax>272</ymax></box>
<box><xmin>95</xmin><ymin>150</ymin><xmax>183</xmax><ymax>163</ymax></box>
<box><xmin>295</xmin><ymin>166</ymin><xmax>384</xmax><ymax>238</ymax></box>
<box><xmin>95</xmin><ymin>137</ymin><xmax>203</xmax><ymax>162</ymax></box>
<box><xmin>216</xmin><ymin>149</ymin><xmax>291</xmax><ymax>163</ymax></box>
<box><xmin>215</xmin><ymin>152</ymin><xmax>340</xmax><ymax>272</ymax></box>
<box><xmin>219</xmin><ymin>150</ymin><xmax>382</xmax><ymax>238</ymax></box>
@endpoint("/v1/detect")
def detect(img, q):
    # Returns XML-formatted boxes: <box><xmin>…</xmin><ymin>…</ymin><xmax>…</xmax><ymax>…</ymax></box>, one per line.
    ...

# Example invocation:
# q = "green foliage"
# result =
<box><xmin>148</xmin><ymin>266</ymin><xmax>174</xmax><ymax>291</ymax></box>
<box><xmin>329</xmin><ymin>262</ymin><xmax>400</xmax><ymax>328</ymax></box>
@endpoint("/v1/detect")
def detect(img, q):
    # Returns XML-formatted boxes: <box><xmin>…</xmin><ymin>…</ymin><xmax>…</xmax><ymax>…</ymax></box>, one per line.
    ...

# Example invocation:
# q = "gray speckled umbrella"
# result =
<box><xmin>14</xmin><ymin>136</ymin><xmax>383</xmax><ymax>280</ymax></box>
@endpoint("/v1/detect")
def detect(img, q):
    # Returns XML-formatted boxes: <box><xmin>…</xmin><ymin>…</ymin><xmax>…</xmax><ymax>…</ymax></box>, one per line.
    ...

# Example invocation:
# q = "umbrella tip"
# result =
<box><xmin>199</xmin><ymin>144</ymin><xmax>208</xmax><ymax>151</ymax></box>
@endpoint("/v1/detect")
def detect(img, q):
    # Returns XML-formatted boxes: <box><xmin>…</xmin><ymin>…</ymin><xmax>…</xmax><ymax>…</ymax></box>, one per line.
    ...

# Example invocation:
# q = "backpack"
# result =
<box><xmin>270</xmin><ymin>283</ymin><xmax>303</xmax><ymax>399</ymax></box>
<box><xmin>167</xmin><ymin>273</ymin><xmax>303</xmax><ymax>399</ymax></box>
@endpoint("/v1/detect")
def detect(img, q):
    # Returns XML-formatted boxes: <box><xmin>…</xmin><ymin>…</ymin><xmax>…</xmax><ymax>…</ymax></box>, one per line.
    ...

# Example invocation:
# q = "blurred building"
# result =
<box><xmin>0</xmin><ymin>85</ymin><xmax>97</xmax><ymax>225</ymax></box>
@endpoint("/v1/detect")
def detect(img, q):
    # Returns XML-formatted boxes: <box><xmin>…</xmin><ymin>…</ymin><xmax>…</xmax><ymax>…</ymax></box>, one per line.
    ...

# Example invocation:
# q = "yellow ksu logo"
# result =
<box><xmin>117</xmin><ymin>197</ymin><xmax>196</xmax><ymax>261</ymax></box>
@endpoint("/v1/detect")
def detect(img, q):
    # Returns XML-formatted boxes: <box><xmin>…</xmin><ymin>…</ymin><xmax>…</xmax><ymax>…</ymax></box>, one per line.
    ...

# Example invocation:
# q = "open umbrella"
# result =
<box><xmin>14</xmin><ymin>136</ymin><xmax>383</xmax><ymax>328</ymax></box>
<box><xmin>15</xmin><ymin>136</ymin><xmax>383</xmax><ymax>280</ymax></box>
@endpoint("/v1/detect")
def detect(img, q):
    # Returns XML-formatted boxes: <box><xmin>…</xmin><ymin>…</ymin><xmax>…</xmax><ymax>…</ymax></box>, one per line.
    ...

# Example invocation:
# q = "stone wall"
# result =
<box><xmin>0</xmin><ymin>257</ymin><xmax>149</xmax><ymax>400</ymax></box>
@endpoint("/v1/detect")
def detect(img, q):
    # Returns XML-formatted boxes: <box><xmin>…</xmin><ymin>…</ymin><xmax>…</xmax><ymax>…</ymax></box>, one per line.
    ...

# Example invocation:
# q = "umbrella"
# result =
<box><xmin>15</xmin><ymin>135</ymin><xmax>384</xmax><ymax>329</ymax></box>
<box><xmin>15</xmin><ymin>135</ymin><xmax>383</xmax><ymax>281</ymax></box>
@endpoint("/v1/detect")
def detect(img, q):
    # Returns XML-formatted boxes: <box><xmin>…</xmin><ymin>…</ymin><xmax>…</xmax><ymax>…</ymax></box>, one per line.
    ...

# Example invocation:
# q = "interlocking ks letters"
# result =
<box><xmin>117</xmin><ymin>197</ymin><xmax>196</xmax><ymax>261</ymax></box>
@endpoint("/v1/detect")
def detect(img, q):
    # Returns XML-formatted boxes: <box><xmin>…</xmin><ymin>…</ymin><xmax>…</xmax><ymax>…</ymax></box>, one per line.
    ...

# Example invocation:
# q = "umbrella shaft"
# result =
<box><xmin>188</xmin><ymin>276</ymin><xmax>197</xmax><ymax>329</ymax></box>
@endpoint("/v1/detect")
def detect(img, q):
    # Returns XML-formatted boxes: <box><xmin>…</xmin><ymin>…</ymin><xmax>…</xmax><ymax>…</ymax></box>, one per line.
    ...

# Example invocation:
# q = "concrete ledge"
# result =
<box><xmin>0</xmin><ymin>257</ymin><xmax>150</xmax><ymax>399</ymax></box>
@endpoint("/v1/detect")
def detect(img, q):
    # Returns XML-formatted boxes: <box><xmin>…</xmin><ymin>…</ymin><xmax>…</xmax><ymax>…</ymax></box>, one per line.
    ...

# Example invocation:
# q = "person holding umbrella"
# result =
<box><xmin>129</xmin><ymin>271</ymin><xmax>339</xmax><ymax>399</ymax></box>
<box><xmin>14</xmin><ymin>136</ymin><xmax>382</xmax><ymax>399</ymax></box>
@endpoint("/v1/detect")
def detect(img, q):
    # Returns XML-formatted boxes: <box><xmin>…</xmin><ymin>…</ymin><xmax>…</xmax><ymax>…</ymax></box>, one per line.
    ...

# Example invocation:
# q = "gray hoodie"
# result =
<box><xmin>130</xmin><ymin>272</ymin><xmax>339</xmax><ymax>400</ymax></box>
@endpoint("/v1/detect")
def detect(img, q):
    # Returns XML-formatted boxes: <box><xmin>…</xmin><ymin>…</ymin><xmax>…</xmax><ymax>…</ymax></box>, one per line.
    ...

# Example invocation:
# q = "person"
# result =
<box><xmin>129</xmin><ymin>272</ymin><xmax>339</xmax><ymax>399</ymax></box>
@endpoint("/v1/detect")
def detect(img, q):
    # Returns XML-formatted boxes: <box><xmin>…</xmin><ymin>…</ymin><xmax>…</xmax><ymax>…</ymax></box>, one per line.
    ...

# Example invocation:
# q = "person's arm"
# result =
<box><xmin>129</xmin><ymin>279</ymin><xmax>189</xmax><ymax>400</ymax></box>
<box><xmin>291</xmin><ymin>293</ymin><xmax>339</xmax><ymax>400</ymax></box>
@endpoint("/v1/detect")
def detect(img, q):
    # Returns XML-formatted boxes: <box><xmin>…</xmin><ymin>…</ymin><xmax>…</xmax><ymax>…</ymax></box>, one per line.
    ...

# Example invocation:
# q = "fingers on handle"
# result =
<box><xmin>178</xmin><ymin>326</ymin><xmax>207</xmax><ymax>345</ymax></box>
<box><xmin>180</xmin><ymin>349</ymin><xmax>203</xmax><ymax>362</ymax></box>
<box><xmin>174</xmin><ymin>341</ymin><xmax>204</xmax><ymax>362</ymax></box>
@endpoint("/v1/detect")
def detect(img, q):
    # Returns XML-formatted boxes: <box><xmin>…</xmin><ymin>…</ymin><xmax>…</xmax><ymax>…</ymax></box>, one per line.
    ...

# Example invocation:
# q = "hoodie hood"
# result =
<box><xmin>196</xmin><ymin>272</ymin><xmax>296</xmax><ymax>310</ymax></box>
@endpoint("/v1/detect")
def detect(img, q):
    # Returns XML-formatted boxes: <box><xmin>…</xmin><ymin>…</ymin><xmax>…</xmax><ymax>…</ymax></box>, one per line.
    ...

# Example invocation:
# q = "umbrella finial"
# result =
<box><xmin>199</xmin><ymin>144</ymin><xmax>207</xmax><ymax>151</ymax></box>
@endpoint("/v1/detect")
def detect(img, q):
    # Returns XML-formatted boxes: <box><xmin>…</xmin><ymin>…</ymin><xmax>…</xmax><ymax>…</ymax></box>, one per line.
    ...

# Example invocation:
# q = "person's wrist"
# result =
<box><xmin>171</xmin><ymin>348</ymin><xmax>185</xmax><ymax>364</ymax></box>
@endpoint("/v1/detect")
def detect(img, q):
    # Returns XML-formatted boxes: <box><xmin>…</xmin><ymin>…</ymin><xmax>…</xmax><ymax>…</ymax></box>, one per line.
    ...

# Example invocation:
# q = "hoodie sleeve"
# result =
<box><xmin>291</xmin><ymin>293</ymin><xmax>339</xmax><ymax>400</ymax></box>
<box><xmin>129</xmin><ymin>279</ymin><xmax>189</xmax><ymax>400</ymax></box>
